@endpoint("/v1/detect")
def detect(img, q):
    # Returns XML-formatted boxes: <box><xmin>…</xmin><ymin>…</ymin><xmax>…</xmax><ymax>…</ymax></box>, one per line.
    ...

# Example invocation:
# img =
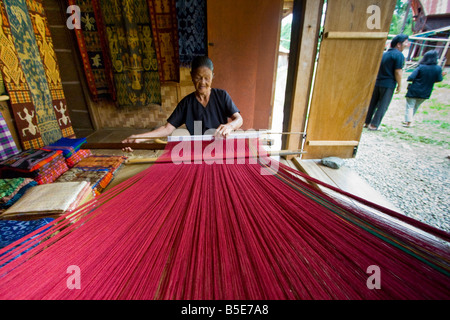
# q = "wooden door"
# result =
<box><xmin>43</xmin><ymin>0</ymin><xmax>96</xmax><ymax>138</ymax></box>
<box><xmin>207</xmin><ymin>0</ymin><xmax>283</xmax><ymax>130</ymax></box>
<box><xmin>302</xmin><ymin>0</ymin><xmax>396</xmax><ymax>159</ymax></box>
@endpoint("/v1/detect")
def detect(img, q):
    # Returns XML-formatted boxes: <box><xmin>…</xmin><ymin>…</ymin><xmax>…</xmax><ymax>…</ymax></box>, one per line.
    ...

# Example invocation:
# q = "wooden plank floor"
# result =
<box><xmin>292</xmin><ymin>158</ymin><xmax>402</xmax><ymax>213</ymax></box>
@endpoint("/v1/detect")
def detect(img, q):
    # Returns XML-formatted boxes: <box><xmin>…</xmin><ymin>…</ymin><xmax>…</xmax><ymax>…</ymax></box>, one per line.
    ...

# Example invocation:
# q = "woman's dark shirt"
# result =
<box><xmin>406</xmin><ymin>64</ymin><xmax>443</xmax><ymax>99</ymax></box>
<box><xmin>167</xmin><ymin>88</ymin><xmax>240</xmax><ymax>135</ymax></box>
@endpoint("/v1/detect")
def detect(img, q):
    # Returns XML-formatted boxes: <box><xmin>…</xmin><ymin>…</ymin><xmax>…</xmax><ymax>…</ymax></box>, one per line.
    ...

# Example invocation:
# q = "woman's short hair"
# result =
<box><xmin>191</xmin><ymin>56</ymin><xmax>214</xmax><ymax>73</ymax></box>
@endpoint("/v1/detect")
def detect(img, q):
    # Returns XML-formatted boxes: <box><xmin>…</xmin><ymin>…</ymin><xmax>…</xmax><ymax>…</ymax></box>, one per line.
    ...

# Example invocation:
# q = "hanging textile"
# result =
<box><xmin>99</xmin><ymin>0</ymin><xmax>161</xmax><ymax>108</ymax></box>
<box><xmin>175</xmin><ymin>0</ymin><xmax>207</xmax><ymax>65</ymax></box>
<box><xmin>0</xmin><ymin>138</ymin><xmax>448</xmax><ymax>300</ymax></box>
<box><xmin>147</xmin><ymin>0</ymin><xmax>180</xmax><ymax>82</ymax></box>
<box><xmin>0</xmin><ymin>0</ymin><xmax>75</xmax><ymax>150</ymax></box>
<box><xmin>68</xmin><ymin>0</ymin><xmax>116</xmax><ymax>102</ymax></box>
<box><xmin>0</xmin><ymin>112</ymin><xmax>19</xmax><ymax>161</ymax></box>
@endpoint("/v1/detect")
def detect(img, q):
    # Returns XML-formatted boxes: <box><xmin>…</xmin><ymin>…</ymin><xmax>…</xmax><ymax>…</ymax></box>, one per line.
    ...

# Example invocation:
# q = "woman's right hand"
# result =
<box><xmin>122</xmin><ymin>135</ymin><xmax>140</xmax><ymax>152</ymax></box>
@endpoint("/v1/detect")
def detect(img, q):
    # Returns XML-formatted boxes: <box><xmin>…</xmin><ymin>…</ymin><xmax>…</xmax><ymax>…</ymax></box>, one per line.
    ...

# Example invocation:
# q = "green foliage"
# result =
<box><xmin>389</xmin><ymin>0</ymin><xmax>413</xmax><ymax>35</ymax></box>
<box><xmin>280</xmin><ymin>18</ymin><xmax>292</xmax><ymax>51</ymax></box>
<box><xmin>422</xmin><ymin>120</ymin><xmax>450</xmax><ymax>129</ymax></box>
<box><xmin>436</xmin><ymin>83</ymin><xmax>450</xmax><ymax>89</ymax></box>
<box><xmin>380</xmin><ymin>124</ymin><xmax>449</xmax><ymax>147</ymax></box>
<box><xmin>421</xmin><ymin>99</ymin><xmax>449</xmax><ymax>115</ymax></box>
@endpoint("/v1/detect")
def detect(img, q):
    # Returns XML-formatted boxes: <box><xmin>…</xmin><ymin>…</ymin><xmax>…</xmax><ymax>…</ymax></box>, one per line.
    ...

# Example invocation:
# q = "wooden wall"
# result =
<box><xmin>207</xmin><ymin>0</ymin><xmax>283</xmax><ymax>130</ymax></box>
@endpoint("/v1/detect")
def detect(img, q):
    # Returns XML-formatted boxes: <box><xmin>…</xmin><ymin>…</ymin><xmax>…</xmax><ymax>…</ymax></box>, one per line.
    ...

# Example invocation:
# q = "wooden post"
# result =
<box><xmin>283</xmin><ymin>0</ymin><xmax>324</xmax><ymax>160</ymax></box>
<box><xmin>439</xmin><ymin>35</ymin><xmax>450</xmax><ymax>67</ymax></box>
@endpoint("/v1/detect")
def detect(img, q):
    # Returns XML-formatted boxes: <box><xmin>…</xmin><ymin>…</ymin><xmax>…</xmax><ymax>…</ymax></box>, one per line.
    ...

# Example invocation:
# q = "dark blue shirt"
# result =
<box><xmin>375</xmin><ymin>48</ymin><xmax>405</xmax><ymax>88</ymax></box>
<box><xmin>167</xmin><ymin>88</ymin><xmax>240</xmax><ymax>135</ymax></box>
<box><xmin>406</xmin><ymin>64</ymin><xmax>443</xmax><ymax>99</ymax></box>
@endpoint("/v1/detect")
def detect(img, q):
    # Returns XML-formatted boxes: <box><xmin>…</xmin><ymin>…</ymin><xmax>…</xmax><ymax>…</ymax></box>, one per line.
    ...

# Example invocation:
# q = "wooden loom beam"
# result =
<box><xmin>82</xmin><ymin>142</ymin><xmax>167</xmax><ymax>150</ymax></box>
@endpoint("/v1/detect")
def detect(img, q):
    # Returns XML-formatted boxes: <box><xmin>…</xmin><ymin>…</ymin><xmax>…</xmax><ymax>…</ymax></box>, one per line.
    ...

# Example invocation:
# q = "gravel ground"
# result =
<box><xmin>343</xmin><ymin>69</ymin><xmax>450</xmax><ymax>233</ymax></box>
<box><xmin>344</xmin><ymin>132</ymin><xmax>449</xmax><ymax>232</ymax></box>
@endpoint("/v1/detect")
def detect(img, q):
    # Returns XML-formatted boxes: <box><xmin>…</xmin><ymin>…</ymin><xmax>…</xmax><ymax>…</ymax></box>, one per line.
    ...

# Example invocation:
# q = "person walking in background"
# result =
<box><xmin>364</xmin><ymin>34</ymin><xmax>409</xmax><ymax>131</ymax></box>
<box><xmin>402</xmin><ymin>50</ymin><xmax>443</xmax><ymax>128</ymax></box>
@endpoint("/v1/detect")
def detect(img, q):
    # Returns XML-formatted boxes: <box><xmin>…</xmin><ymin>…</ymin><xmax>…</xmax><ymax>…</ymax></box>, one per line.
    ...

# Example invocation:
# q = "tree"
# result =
<box><xmin>390</xmin><ymin>0</ymin><xmax>413</xmax><ymax>35</ymax></box>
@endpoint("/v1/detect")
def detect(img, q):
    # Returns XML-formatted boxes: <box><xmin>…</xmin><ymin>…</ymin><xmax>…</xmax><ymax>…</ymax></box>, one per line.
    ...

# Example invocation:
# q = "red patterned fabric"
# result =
<box><xmin>67</xmin><ymin>0</ymin><xmax>116</xmax><ymax>101</ymax></box>
<box><xmin>34</xmin><ymin>158</ymin><xmax>68</xmax><ymax>185</ymax></box>
<box><xmin>65</xmin><ymin>149</ymin><xmax>93</xmax><ymax>168</ymax></box>
<box><xmin>147</xmin><ymin>0</ymin><xmax>180</xmax><ymax>82</ymax></box>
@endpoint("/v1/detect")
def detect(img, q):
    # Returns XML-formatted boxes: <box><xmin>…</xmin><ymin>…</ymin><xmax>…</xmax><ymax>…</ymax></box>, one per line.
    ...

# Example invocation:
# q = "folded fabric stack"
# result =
<box><xmin>56</xmin><ymin>167</ymin><xmax>113</xmax><ymax>196</ymax></box>
<box><xmin>34</xmin><ymin>154</ymin><xmax>69</xmax><ymax>185</ymax></box>
<box><xmin>0</xmin><ymin>217</ymin><xmax>55</xmax><ymax>267</ymax></box>
<box><xmin>0</xmin><ymin>178</ymin><xmax>37</xmax><ymax>212</ymax></box>
<box><xmin>0</xmin><ymin>181</ymin><xmax>91</xmax><ymax>219</ymax></box>
<box><xmin>66</xmin><ymin>149</ymin><xmax>92</xmax><ymax>168</ymax></box>
<box><xmin>0</xmin><ymin>149</ymin><xmax>69</xmax><ymax>184</ymax></box>
<box><xmin>43</xmin><ymin>137</ymin><xmax>93</xmax><ymax>168</ymax></box>
<box><xmin>43</xmin><ymin>137</ymin><xmax>87</xmax><ymax>158</ymax></box>
<box><xmin>74</xmin><ymin>155</ymin><xmax>127</xmax><ymax>175</ymax></box>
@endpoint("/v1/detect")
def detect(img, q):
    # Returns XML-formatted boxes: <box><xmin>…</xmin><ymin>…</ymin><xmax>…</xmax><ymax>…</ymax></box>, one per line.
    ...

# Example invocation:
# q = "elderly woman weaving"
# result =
<box><xmin>122</xmin><ymin>56</ymin><xmax>243</xmax><ymax>151</ymax></box>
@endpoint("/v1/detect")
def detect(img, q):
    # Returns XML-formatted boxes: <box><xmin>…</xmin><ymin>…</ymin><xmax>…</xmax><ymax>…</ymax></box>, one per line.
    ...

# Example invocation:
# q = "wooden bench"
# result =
<box><xmin>292</xmin><ymin>158</ymin><xmax>402</xmax><ymax>213</ymax></box>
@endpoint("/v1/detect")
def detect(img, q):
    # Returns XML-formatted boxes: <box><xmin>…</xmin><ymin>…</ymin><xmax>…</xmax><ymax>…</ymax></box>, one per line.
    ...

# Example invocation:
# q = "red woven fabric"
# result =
<box><xmin>0</xmin><ymin>139</ymin><xmax>448</xmax><ymax>300</ymax></box>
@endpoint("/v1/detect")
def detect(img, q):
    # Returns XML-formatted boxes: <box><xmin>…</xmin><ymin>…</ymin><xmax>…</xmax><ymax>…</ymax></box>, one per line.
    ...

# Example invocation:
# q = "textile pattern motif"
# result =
<box><xmin>0</xmin><ymin>112</ymin><xmax>19</xmax><ymax>161</ymax></box>
<box><xmin>0</xmin><ymin>0</ymin><xmax>74</xmax><ymax>150</ymax></box>
<box><xmin>147</xmin><ymin>0</ymin><xmax>179</xmax><ymax>82</ymax></box>
<box><xmin>69</xmin><ymin>0</ymin><xmax>116</xmax><ymax>101</ymax></box>
<box><xmin>25</xmin><ymin>0</ymin><xmax>75</xmax><ymax>139</ymax></box>
<box><xmin>100</xmin><ymin>0</ymin><xmax>161</xmax><ymax>108</ymax></box>
<box><xmin>0</xmin><ymin>218</ymin><xmax>54</xmax><ymax>249</ymax></box>
<box><xmin>175</xmin><ymin>0</ymin><xmax>207</xmax><ymax>65</ymax></box>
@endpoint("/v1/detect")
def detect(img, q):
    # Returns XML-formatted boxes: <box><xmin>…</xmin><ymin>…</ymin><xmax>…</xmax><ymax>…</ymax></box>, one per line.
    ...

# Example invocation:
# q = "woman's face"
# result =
<box><xmin>192</xmin><ymin>66</ymin><xmax>213</xmax><ymax>95</ymax></box>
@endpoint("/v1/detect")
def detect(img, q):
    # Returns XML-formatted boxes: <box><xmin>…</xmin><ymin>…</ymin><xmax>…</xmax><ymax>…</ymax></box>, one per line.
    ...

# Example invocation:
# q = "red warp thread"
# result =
<box><xmin>0</xmin><ymin>139</ymin><xmax>449</xmax><ymax>299</ymax></box>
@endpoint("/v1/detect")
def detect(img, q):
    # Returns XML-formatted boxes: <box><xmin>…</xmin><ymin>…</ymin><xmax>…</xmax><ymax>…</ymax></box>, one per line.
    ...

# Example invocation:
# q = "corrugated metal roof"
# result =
<box><xmin>419</xmin><ymin>0</ymin><xmax>450</xmax><ymax>16</ymax></box>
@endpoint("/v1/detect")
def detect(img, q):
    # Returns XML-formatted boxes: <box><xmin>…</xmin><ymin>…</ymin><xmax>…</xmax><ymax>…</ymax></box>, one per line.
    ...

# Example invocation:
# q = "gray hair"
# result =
<box><xmin>191</xmin><ymin>56</ymin><xmax>214</xmax><ymax>73</ymax></box>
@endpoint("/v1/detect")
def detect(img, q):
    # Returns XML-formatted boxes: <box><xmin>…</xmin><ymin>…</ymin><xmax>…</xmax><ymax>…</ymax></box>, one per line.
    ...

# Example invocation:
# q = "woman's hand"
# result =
<box><xmin>121</xmin><ymin>123</ymin><xmax>176</xmax><ymax>152</ymax></box>
<box><xmin>215</xmin><ymin>113</ymin><xmax>242</xmax><ymax>139</ymax></box>
<box><xmin>215</xmin><ymin>124</ymin><xmax>233</xmax><ymax>139</ymax></box>
<box><xmin>122</xmin><ymin>135</ymin><xmax>141</xmax><ymax>153</ymax></box>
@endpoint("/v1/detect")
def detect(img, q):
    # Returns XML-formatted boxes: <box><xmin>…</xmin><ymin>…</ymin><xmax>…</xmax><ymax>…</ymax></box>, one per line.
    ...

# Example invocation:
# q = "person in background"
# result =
<box><xmin>402</xmin><ymin>50</ymin><xmax>443</xmax><ymax>128</ymax></box>
<box><xmin>122</xmin><ymin>56</ymin><xmax>243</xmax><ymax>151</ymax></box>
<box><xmin>364</xmin><ymin>34</ymin><xmax>409</xmax><ymax>131</ymax></box>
